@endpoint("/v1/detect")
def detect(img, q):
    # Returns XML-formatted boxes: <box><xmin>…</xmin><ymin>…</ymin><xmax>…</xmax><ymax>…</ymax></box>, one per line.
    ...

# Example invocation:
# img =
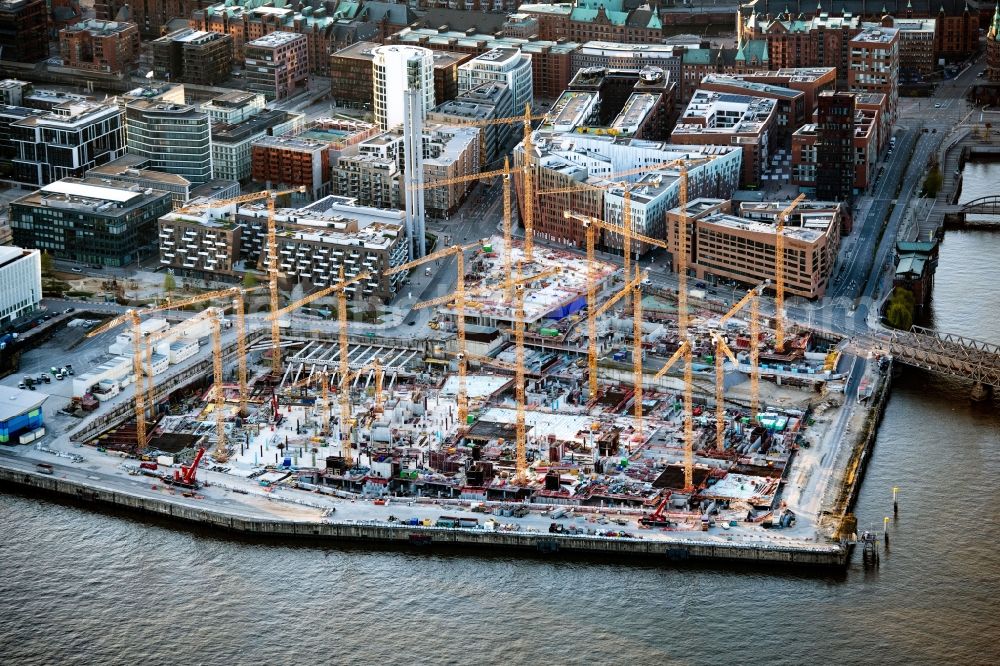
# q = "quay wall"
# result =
<box><xmin>833</xmin><ymin>360</ymin><xmax>893</xmax><ymax>539</ymax></box>
<box><xmin>0</xmin><ymin>463</ymin><xmax>848</xmax><ymax>569</ymax></box>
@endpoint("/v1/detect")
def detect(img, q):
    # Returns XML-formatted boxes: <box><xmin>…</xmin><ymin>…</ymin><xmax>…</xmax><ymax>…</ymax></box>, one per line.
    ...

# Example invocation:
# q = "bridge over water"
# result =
<box><xmin>941</xmin><ymin>195</ymin><xmax>1000</xmax><ymax>229</ymax></box>
<box><xmin>865</xmin><ymin>326</ymin><xmax>1000</xmax><ymax>399</ymax></box>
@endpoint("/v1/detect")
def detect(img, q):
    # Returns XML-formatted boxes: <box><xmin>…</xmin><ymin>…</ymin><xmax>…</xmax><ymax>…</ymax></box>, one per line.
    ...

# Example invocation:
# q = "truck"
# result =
<box><xmin>80</xmin><ymin>394</ymin><xmax>99</xmax><ymax>412</ymax></box>
<box><xmin>0</xmin><ymin>332</ymin><xmax>17</xmax><ymax>350</ymax></box>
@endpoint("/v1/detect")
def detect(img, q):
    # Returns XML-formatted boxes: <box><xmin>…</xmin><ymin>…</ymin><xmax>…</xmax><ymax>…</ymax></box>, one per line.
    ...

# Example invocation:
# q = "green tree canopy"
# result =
<box><xmin>40</xmin><ymin>251</ymin><xmax>54</xmax><ymax>276</ymax></box>
<box><xmin>885</xmin><ymin>287</ymin><xmax>915</xmax><ymax>331</ymax></box>
<box><xmin>922</xmin><ymin>166</ymin><xmax>943</xmax><ymax>198</ymax></box>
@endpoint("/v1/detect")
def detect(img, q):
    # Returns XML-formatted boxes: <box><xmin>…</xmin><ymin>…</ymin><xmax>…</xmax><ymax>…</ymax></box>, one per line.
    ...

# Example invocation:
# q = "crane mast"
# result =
<box><xmin>374</xmin><ymin>358</ymin><xmax>385</xmax><ymax>414</ymax></box>
<box><xmin>514</xmin><ymin>279</ymin><xmax>528</xmax><ymax>485</ymax></box>
<box><xmin>130</xmin><ymin>312</ymin><xmax>147</xmax><ymax>449</ymax></box>
<box><xmin>211</xmin><ymin>312</ymin><xmax>228</xmax><ymax>462</ymax></box>
<box><xmin>623</xmin><ymin>189</ymin><xmax>632</xmax><ymax>280</ymax></box>
<box><xmin>320</xmin><ymin>371</ymin><xmax>330</xmax><ymax>434</ymax></box>
<box><xmin>712</xmin><ymin>333</ymin><xmax>740</xmax><ymax>451</ymax></box>
<box><xmin>774</xmin><ymin>194</ymin><xmax>806</xmax><ymax>352</ymax></box>
<box><xmin>585</xmin><ymin>221</ymin><xmax>598</xmax><ymax>399</ymax></box>
<box><xmin>632</xmin><ymin>265</ymin><xmax>644</xmax><ymax>440</ymax></box>
<box><xmin>521</xmin><ymin>103</ymin><xmax>535</xmax><ymax>262</ymax></box>
<box><xmin>235</xmin><ymin>290</ymin><xmax>248</xmax><ymax>417</ymax></box>
<box><xmin>267</xmin><ymin>195</ymin><xmax>282</xmax><ymax>374</ymax></box>
<box><xmin>337</xmin><ymin>267</ymin><xmax>352</xmax><ymax>466</ymax></box>
<box><xmin>503</xmin><ymin>156</ymin><xmax>513</xmax><ymax>302</ymax></box>
<box><xmin>677</xmin><ymin>164</ymin><xmax>689</xmax><ymax>336</ymax></box>
<box><xmin>454</xmin><ymin>251</ymin><xmax>469</xmax><ymax>425</ymax></box>
<box><xmin>683</xmin><ymin>341</ymin><xmax>694</xmax><ymax>491</ymax></box>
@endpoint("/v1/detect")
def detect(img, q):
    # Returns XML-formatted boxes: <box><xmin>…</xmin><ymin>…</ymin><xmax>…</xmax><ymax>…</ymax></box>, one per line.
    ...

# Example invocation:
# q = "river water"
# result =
<box><xmin>1</xmin><ymin>186</ymin><xmax>999</xmax><ymax>666</ymax></box>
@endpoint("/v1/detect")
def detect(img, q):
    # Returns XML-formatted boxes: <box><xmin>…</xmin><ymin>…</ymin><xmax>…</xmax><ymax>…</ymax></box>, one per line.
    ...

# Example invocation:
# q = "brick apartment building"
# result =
<box><xmin>848</xmin><ymin>26</ymin><xmax>899</xmax><ymax>125</ymax></box>
<box><xmin>696</xmin><ymin>67</ymin><xmax>836</xmax><ymax>140</ymax></box>
<box><xmin>251</xmin><ymin>135</ymin><xmax>330</xmax><ymax>199</ymax></box>
<box><xmin>192</xmin><ymin>0</ymin><xmax>339</xmax><ymax>74</ymax></box>
<box><xmin>244</xmin><ymin>31</ymin><xmax>308</xmax><ymax>101</ymax></box>
<box><xmin>59</xmin><ymin>19</ymin><xmax>139</xmax><ymax>75</ymax></box>
<box><xmin>123</xmin><ymin>0</ymin><xmax>209</xmax><ymax>37</ymax></box>
<box><xmin>790</xmin><ymin>90</ymin><xmax>883</xmax><ymax>206</ymax></box>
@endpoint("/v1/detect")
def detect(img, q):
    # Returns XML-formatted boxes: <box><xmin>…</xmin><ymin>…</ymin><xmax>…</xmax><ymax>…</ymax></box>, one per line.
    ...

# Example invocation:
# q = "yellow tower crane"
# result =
<box><xmin>234</xmin><ymin>289</ymin><xmax>249</xmax><ymax>417</ymax></box>
<box><xmin>710</xmin><ymin>332</ymin><xmax>740</xmax><ymax>452</ymax></box>
<box><xmin>445</xmin><ymin>350</ymin><xmax>527</xmax><ymax>479</ymax></box>
<box><xmin>405</xmin><ymin>154</ymin><xmax>531</xmax><ymax>302</ymax></box>
<box><xmin>272</xmin><ymin>245</ymin><xmax>478</xmax><ymax>458</ymax></box>
<box><xmin>676</xmin><ymin>163</ymin><xmax>690</xmax><ymax>335</ymax></box>
<box><xmin>632</xmin><ymin>264</ymin><xmax>644</xmax><ymax>436</ymax></box>
<box><xmin>373</xmin><ymin>358</ymin><xmax>385</xmax><ymax>414</ymax></box>
<box><xmin>773</xmin><ymin>194</ymin><xmax>807</xmax><ymax>353</ymax></box>
<box><xmin>176</xmin><ymin>187</ymin><xmax>305</xmax><ymax>376</ymax></box>
<box><xmin>87</xmin><ymin>287</ymin><xmax>259</xmax><ymax>448</ymax></box>
<box><xmin>537</xmin><ymin>156</ymin><xmax>710</xmax><ymax>265</ymax></box>
<box><xmin>749</xmin><ymin>291</ymin><xmax>761</xmax><ymax>418</ymax></box>
<box><xmin>425</xmin><ymin>105</ymin><xmax>545</xmax><ymax>259</ymax></box>
<box><xmin>414</xmin><ymin>265</ymin><xmax>561</xmax><ymax>425</ymax></box>
<box><xmin>717</xmin><ymin>284</ymin><xmax>769</xmax><ymax>421</ymax></box>
<box><xmin>128</xmin><ymin>312</ymin><xmax>148</xmax><ymax>448</ymax></box>
<box><xmin>336</xmin><ymin>266</ymin><xmax>353</xmax><ymax>466</ymax></box>
<box><xmin>579</xmin><ymin>266</ymin><xmax>646</xmax><ymax>402</ymax></box>
<box><xmin>138</xmin><ymin>308</ymin><xmax>218</xmax><ymax>427</ymax></box>
<box><xmin>513</xmin><ymin>278</ymin><xmax>528</xmax><ymax>485</ymax></box>
<box><xmin>503</xmin><ymin>156</ymin><xmax>513</xmax><ymax>301</ymax></box>
<box><xmin>210</xmin><ymin>310</ymin><xmax>228</xmax><ymax>462</ymax></box>
<box><xmin>564</xmin><ymin>210</ymin><xmax>665</xmax><ymax>399</ymax></box>
<box><xmin>271</xmin><ymin>243</ymin><xmax>474</xmax><ymax>323</ymax></box>
<box><xmin>651</xmin><ymin>338</ymin><xmax>695</xmax><ymax>491</ymax></box>
<box><xmin>320</xmin><ymin>370</ymin><xmax>331</xmax><ymax>434</ymax></box>
<box><xmin>285</xmin><ymin>367</ymin><xmax>333</xmax><ymax>435</ymax></box>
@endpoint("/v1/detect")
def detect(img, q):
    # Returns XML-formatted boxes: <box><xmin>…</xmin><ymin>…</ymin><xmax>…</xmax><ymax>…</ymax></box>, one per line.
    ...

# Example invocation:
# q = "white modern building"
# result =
<box><xmin>125</xmin><ymin>100</ymin><xmax>213</xmax><ymax>184</ymax></box>
<box><xmin>10</xmin><ymin>101</ymin><xmax>125</xmax><ymax>187</ymax></box>
<box><xmin>201</xmin><ymin>92</ymin><xmax>266</xmax><ymax>124</ymax></box>
<box><xmin>371</xmin><ymin>45</ymin><xmax>435</xmax><ymax>131</ymax></box>
<box><xmin>0</xmin><ymin>247</ymin><xmax>41</xmax><ymax>327</ymax></box>
<box><xmin>458</xmin><ymin>48</ymin><xmax>533</xmax><ymax>115</ymax></box>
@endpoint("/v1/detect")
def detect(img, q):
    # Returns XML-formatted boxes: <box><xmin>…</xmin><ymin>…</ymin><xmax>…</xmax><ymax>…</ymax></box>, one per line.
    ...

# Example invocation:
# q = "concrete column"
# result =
<box><xmin>970</xmin><ymin>382</ymin><xmax>993</xmax><ymax>402</ymax></box>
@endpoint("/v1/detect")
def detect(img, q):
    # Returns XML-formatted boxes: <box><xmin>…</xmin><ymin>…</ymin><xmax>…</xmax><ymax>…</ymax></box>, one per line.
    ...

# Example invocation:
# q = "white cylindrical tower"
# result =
<box><xmin>371</xmin><ymin>45</ymin><xmax>435</xmax><ymax>131</ymax></box>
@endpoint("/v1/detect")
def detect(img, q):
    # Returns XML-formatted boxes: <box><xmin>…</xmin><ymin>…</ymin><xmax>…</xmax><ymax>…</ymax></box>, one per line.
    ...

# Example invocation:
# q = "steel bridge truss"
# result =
<box><xmin>886</xmin><ymin>325</ymin><xmax>1000</xmax><ymax>388</ymax></box>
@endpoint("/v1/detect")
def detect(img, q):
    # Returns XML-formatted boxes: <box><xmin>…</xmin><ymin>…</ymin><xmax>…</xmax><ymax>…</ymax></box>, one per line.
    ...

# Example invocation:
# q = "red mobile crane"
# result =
<box><xmin>167</xmin><ymin>447</ymin><xmax>206</xmax><ymax>489</ymax></box>
<box><xmin>639</xmin><ymin>493</ymin><xmax>675</xmax><ymax>528</ymax></box>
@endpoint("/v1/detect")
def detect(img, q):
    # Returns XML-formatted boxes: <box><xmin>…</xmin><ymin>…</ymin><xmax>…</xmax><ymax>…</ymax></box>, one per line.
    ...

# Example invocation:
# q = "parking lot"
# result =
<box><xmin>0</xmin><ymin>311</ymin><xmax>121</xmax><ymax>409</ymax></box>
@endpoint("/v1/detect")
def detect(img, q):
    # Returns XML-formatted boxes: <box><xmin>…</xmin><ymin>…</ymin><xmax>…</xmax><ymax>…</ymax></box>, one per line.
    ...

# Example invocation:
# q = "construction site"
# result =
<box><xmin>0</xmin><ymin>117</ymin><xmax>893</xmax><ymax>565</ymax></box>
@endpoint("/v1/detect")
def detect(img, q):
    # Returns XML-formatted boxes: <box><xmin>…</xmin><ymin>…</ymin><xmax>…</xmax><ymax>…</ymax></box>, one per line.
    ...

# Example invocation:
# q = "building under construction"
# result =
<box><xmin>74</xmin><ymin>224</ymin><xmax>847</xmax><ymax>533</ymax></box>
